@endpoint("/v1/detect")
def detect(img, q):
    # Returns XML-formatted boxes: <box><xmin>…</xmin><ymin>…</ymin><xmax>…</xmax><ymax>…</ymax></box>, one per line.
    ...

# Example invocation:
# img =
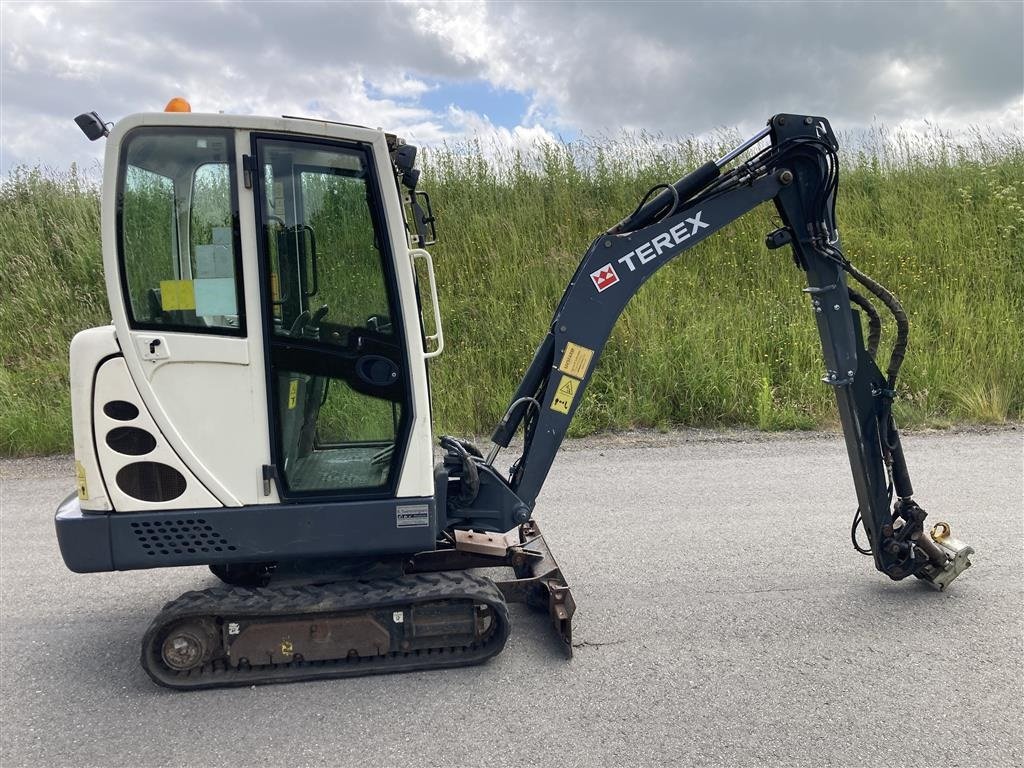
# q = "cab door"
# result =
<box><xmin>252</xmin><ymin>135</ymin><xmax>412</xmax><ymax>500</ymax></box>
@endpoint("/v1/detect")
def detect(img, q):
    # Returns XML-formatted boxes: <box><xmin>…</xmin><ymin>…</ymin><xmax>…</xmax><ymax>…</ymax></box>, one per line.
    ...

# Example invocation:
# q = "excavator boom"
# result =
<box><xmin>472</xmin><ymin>114</ymin><xmax>973</xmax><ymax>589</ymax></box>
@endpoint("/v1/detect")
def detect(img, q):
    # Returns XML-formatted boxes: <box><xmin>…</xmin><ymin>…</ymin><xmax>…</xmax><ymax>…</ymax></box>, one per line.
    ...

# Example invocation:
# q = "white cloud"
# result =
<box><xmin>445</xmin><ymin>105</ymin><xmax>558</xmax><ymax>149</ymax></box>
<box><xmin>370</xmin><ymin>74</ymin><xmax>435</xmax><ymax>100</ymax></box>
<box><xmin>887</xmin><ymin>95</ymin><xmax>1024</xmax><ymax>146</ymax></box>
<box><xmin>1</xmin><ymin>1</ymin><xmax>1021</xmax><ymax>174</ymax></box>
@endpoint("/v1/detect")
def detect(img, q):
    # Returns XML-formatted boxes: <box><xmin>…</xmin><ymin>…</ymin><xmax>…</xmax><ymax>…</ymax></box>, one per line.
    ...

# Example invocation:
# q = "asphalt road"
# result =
<box><xmin>1</xmin><ymin>428</ymin><xmax>1022</xmax><ymax>768</ymax></box>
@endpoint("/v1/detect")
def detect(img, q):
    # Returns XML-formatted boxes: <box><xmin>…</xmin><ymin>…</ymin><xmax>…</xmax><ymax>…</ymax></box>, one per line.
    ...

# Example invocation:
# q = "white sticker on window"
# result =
<box><xmin>195</xmin><ymin>244</ymin><xmax>233</xmax><ymax>278</ymax></box>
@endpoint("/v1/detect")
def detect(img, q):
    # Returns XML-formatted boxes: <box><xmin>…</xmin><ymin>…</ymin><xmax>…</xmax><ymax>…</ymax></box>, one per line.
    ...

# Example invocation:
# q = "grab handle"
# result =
<box><xmin>410</xmin><ymin>248</ymin><xmax>444</xmax><ymax>359</ymax></box>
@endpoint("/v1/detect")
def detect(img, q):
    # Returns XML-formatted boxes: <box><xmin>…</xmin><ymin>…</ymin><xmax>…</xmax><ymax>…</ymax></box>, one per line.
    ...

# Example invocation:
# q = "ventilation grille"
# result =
<box><xmin>130</xmin><ymin>518</ymin><xmax>236</xmax><ymax>557</ymax></box>
<box><xmin>116</xmin><ymin>462</ymin><xmax>186</xmax><ymax>502</ymax></box>
<box><xmin>106</xmin><ymin>426</ymin><xmax>157</xmax><ymax>456</ymax></box>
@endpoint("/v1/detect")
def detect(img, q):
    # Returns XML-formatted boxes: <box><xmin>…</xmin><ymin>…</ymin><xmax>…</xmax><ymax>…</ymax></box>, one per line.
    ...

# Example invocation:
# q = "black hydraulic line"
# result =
<box><xmin>625</xmin><ymin>183</ymin><xmax>680</xmax><ymax>230</ymax></box>
<box><xmin>440</xmin><ymin>436</ymin><xmax>480</xmax><ymax>507</ymax></box>
<box><xmin>614</xmin><ymin>125</ymin><xmax>777</xmax><ymax>235</ymax></box>
<box><xmin>607</xmin><ymin>160</ymin><xmax>720</xmax><ymax>234</ymax></box>
<box><xmin>837</xmin><ymin>258</ymin><xmax>909</xmax><ymax>388</ymax></box>
<box><xmin>490</xmin><ymin>333</ymin><xmax>554</xmax><ymax>448</ymax></box>
<box><xmin>847</xmin><ymin>288</ymin><xmax>881</xmax><ymax>357</ymax></box>
<box><xmin>851</xmin><ymin>508</ymin><xmax>872</xmax><ymax>555</ymax></box>
<box><xmin>829</xmin><ymin>252</ymin><xmax>914</xmax><ymax>499</ymax></box>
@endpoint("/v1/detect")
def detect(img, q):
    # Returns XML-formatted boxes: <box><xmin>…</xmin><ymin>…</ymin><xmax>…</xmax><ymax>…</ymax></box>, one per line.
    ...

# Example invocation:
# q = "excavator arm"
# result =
<box><xmin>465</xmin><ymin>113</ymin><xmax>973</xmax><ymax>590</ymax></box>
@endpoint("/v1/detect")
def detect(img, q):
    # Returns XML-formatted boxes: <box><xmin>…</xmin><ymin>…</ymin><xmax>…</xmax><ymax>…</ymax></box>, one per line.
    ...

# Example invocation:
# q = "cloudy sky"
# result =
<box><xmin>2</xmin><ymin>0</ymin><xmax>1022</xmax><ymax>175</ymax></box>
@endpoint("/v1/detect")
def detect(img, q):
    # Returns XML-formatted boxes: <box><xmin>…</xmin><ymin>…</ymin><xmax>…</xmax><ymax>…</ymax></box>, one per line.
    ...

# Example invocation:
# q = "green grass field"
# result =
<box><xmin>1</xmin><ymin>128</ymin><xmax>1021</xmax><ymax>456</ymax></box>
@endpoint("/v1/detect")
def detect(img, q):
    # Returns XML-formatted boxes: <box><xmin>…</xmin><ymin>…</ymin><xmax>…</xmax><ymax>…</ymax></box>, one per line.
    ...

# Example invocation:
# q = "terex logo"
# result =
<box><xmin>590</xmin><ymin>263</ymin><xmax>620</xmax><ymax>292</ymax></box>
<box><xmin>617</xmin><ymin>211</ymin><xmax>709</xmax><ymax>272</ymax></box>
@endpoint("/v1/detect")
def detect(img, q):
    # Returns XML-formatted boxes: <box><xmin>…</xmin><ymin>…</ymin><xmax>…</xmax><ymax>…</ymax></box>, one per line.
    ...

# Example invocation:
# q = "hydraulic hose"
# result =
<box><xmin>839</xmin><ymin>260</ymin><xmax>908</xmax><ymax>388</ymax></box>
<box><xmin>833</xmin><ymin>254</ymin><xmax>914</xmax><ymax>498</ymax></box>
<box><xmin>608</xmin><ymin>160</ymin><xmax>721</xmax><ymax>234</ymax></box>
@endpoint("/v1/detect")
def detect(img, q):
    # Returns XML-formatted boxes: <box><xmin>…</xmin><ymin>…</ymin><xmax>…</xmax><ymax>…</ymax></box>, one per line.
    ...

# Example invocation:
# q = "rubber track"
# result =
<box><xmin>141</xmin><ymin>572</ymin><xmax>510</xmax><ymax>690</ymax></box>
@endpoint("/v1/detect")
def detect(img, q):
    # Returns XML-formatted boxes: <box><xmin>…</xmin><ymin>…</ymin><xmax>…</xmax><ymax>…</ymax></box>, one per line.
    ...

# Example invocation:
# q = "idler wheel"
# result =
<box><xmin>160</xmin><ymin>623</ymin><xmax>212</xmax><ymax>671</ymax></box>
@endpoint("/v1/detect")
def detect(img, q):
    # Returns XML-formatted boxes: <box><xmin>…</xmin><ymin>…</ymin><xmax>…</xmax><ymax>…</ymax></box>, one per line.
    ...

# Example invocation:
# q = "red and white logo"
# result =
<box><xmin>590</xmin><ymin>263</ymin><xmax>620</xmax><ymax>292</ymax></box>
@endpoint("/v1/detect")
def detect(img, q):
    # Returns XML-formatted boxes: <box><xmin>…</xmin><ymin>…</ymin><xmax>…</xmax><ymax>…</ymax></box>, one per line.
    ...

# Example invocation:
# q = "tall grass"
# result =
<box><xmin>421</xmin><ymin>128</ymin><xmax>1023</xmax><ymax>436</ymax></box>
<box><xmin>1</xmin><ymin>128</ymin><xmax>1021</xmax><ymax>456</ymax></box>
<box><xmin>0</xmin><ymin>165</ymin><xmax>109</xmax><ymax>454</ymax></box>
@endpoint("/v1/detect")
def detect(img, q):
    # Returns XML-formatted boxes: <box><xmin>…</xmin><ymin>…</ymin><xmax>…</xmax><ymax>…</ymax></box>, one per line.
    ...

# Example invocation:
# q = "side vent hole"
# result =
<box><xmin>106</xmin><ymin>427</ymin><xmax>157</xmax><ymax>456</ymax></box>
<box><xmin>103</xmin><ymin>401</ymin><xmax>139</xmax><ymax>421</ymax></box>
<box><xmin>116</xmin><ymin>462</ymin><xmax>186</xmax><ymax>502</ymax></box>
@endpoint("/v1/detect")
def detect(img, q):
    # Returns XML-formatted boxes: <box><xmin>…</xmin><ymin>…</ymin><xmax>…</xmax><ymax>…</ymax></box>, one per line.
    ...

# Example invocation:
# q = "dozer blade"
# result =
<box><xmin>409</xmin><ymin>519</ymin><xmax>576</xmax><ymax>656</ymax></box>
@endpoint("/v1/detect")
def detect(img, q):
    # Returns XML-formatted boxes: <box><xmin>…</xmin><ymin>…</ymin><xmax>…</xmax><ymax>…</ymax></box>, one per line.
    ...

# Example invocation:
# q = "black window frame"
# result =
<box><xmin>116</xmin><ymin>126</ymin><xmax>247</xmax><ymax>337</ymax></box>
<box><xmin>251</xmin><ymin>132</ymin><xmax>414</xmax><ymax>502</ymax></box>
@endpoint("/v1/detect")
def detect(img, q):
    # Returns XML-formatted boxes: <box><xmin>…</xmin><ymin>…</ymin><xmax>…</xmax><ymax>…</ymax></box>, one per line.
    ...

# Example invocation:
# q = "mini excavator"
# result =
<box><xmin>57</xmin><ymin>102</ymin><xmax>974</xmax><ymax>689</ymax></box>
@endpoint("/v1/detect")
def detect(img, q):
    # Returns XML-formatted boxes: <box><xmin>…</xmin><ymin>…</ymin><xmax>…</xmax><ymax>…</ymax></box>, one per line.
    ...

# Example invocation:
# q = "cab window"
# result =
<box><xmin>117</xmin><ymin>128</ymin><xmax>244</xmax><ymax>334</ymax></box>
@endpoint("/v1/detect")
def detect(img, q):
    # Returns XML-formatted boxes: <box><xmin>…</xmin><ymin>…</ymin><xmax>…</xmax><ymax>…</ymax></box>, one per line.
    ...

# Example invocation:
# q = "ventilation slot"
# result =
<box><xmin>103</xmin><ymin>400</ymin><xmax>140</xmax><ymax>421</ymax></box>
<box><xmin>106</xmin><ymin>426</ymin><xmax>157</xmax><ymax>456</ymax></box>
<box><xmin>116</xmin><ymin>462</ymin><xmax>187</xmax><ymax>502</ymax></box>
<box><xmin>129</xmin><ymin>518</ymin><xmax>236</xmax><ymax>557</ymax></box>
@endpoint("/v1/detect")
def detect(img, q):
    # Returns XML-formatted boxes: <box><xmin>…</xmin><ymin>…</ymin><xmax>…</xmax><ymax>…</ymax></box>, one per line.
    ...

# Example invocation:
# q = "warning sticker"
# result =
<box><xmin>550</xmin><ymin>374</ymin><xmax>580</xmax><ymax>414</ymax></box>
<box><xmin>75</xmin><ymin>460</ymin><xmax>89</xmax><ymax>501</ymax></box>
<box><xmin>559</xmin><ymin>342</ymin><xmax>594</xmax><ymax>379</ymax></box>
<box><xmin>287</xmin><ymin>379</ymin><xmax>299</xmax><ymax>410</ymax></box>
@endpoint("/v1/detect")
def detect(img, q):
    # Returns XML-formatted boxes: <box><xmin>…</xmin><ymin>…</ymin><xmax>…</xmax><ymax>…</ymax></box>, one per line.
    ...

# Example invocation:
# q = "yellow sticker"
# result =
<box><xmin>280</xmin><ymin>638</ymin><xmax>294</xmax><ymax>656</ymax></box>
<box><xmin>558</xmin><ymin>342</ymin><xmax>594</xmax><ymax>379</ymax></box>
<box><xmin>550</xmin><ymin>374</ymin><xmax>580</xmax><ymax>414</ymax></box>
<box><xmin>287</xmin><ymin>379</ymin><xmax>299</xmax><ymax>410</ymax></box>
<box><xmin>75</xmin><ymin>460</ymin><xmax>89</xmax><ymax>501</ymax></box>
<box><xmin>159</xmin><ymin>279</ymin><xmax>196</xmax><ymax>311</ymax></box>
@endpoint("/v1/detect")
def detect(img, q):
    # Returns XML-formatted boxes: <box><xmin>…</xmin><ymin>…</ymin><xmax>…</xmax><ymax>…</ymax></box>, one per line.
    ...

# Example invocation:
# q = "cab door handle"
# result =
<box><xmin>138</xmin><ymin>335</ymin><xmax>170</xmax><ymax>361</ymax></box>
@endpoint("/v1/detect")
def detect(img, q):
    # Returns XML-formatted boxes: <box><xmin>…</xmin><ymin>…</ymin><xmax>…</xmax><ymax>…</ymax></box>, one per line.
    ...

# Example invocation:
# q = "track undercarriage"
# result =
<box><xmin>142</xmin><ymin>520</ymin><xmax>574</xmax><ymax>689</ymax></box>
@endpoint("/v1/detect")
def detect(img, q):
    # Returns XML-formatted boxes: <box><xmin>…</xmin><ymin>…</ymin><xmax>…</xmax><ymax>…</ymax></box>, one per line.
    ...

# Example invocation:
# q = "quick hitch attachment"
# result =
<box><xmin>918</xmin><ymin>522</ymin><xmax>975</xmax><ymax>591</ymax></box>
<box><xmin>881</xmin><ymin>499</ymin><xmax>974</xmax><ymax>590</ymax></box>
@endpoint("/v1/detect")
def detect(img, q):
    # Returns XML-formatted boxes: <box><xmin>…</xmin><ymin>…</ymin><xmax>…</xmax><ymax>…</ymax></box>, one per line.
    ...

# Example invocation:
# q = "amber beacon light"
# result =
<box><xmin>164</xmin><ymin>97</ymin><xmax>192</xmax><ymax>112</ymax></box>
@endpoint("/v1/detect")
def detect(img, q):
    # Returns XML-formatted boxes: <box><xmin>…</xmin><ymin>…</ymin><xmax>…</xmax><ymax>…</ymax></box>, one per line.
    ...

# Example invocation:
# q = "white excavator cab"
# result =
<box><xmin>71</xmin><ymin>112</ymin><xmax>441</xmax><ymax>516</ymax></box>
